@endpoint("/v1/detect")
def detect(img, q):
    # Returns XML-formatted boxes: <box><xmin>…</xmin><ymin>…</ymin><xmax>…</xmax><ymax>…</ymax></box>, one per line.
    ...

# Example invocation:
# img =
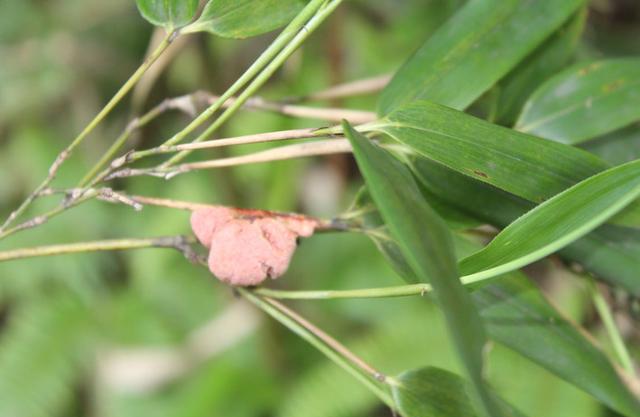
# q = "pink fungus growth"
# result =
<box><xmin>190</xmin><ymin>207</ymin><xmax>318</xmax><ymax>286</ymax></box>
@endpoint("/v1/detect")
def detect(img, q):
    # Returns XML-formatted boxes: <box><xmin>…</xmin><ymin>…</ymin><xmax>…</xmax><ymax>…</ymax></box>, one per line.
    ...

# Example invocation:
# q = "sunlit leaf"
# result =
<box><xmin>135</xmin><ymin>0</ymin><xmax>199</xmax><ymax>29</ymax></box>
<box><xmin>378</xmin><ymin>0</ymin><xmax>585</xmax><ymax>115</ymax></box>
<box><xmin>344</xmin><ymin>122</ymin><xmax>503</xmax><ymax>417</ymax></box>
<box><xmin>186</xmin><ymin>0</ymin><xmax>304</xmax><ymax>38</ymax></box>
<box><xmin>516</xmin><ymin>59</ymin><xmax>640</xmax><ymax>144</ymax></box>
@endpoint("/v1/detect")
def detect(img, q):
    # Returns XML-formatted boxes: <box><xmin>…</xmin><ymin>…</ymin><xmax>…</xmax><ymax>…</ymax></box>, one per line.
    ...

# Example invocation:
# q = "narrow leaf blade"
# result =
<box><xmin>359</xmin><ymin>199</ymin><xmax>640</xmax><ymax>416</ymax></box>
<box><xmin>411</xmin><ymin>157</ymin><xmax>640</xmax><ymax>295</ymax></box>
<box><xmin>459</xmin><ymin>159</ymin><xmax>640</xmax><ymax>281</ymax></box>
<box><xmin>378</xmin><ymin>0</ymin><xmax>585</xmax><ymax>115</ymax></box>
<box><xmin>494</xmin><ymin>8</ymin><xmax>586</xmax><ymax>125</ymax></box>
<box><xmin>344</xmin><ymin>122</ymin><xmax>502</xmax><ymax>417</ymax></box>
<box><xmin>473</xmin><ymin>273</ymin><xmax>640</xmax><ymax>417</ymax></box>
<box><xmin>380</xmin><ymin>100</ymin><xmax>608</xmax><ymax>203</ymax></box>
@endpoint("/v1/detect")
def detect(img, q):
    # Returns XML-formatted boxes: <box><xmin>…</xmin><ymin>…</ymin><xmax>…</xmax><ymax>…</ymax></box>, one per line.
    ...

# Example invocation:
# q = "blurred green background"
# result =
<box><xmin>1</xmin><ymin>1</ymin><xmax>639</xmax><ymax>416</ymax></box>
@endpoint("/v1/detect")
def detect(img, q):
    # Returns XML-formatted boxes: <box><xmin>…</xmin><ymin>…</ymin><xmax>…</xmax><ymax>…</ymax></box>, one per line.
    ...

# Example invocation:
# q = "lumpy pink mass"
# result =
<box><xmin>190</xmin><ymin>207</ymin><xmax>317</xmax><ymax>286</ymax></box>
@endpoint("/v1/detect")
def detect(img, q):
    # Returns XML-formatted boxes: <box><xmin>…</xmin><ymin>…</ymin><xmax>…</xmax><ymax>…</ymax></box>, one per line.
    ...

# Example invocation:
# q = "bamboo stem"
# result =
<box><xmin>0</xmin><ymin>236</ymin><xmax>197</xmax><ymax>263</ymax></box>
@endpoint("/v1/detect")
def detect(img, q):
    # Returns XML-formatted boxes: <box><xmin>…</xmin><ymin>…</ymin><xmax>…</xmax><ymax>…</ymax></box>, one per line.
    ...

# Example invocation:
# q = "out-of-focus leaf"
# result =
<box><xmin>185</xmin><ymin>0</ymin><xmax>304</xmax><ymax>38</ymax></box>
<box><xmin>344</xmin><ymin>122</ymin><xmax>502</xmax><ymax>417</ymax></box>
<box><xmin>410</xmin><ymin>158</ymin><xmax>640</xmax><ymax>294</ymax></box>
<box><xmin>0</xmin><ymin>294</ymin><xmax>94</xmax><ymax>417</ymax></box>
<box><xmin>135</xmin><ymin>0</ymin><xmax>199</xmax><ymax>29</ymax></box>
<box><xmin>516</xmin><ymin>59</ymin><xmax>640</xmax><ymax>144</ymax></box>
<box><xmin>375</xmin><ymin>100</ymin><xmax>640</xmax><ymax>227</ymax></box>
<box><xmin>581</xmin><ymin>125</ymin><xmax>640</xmax><ymax>166</ymax></box>
<box><xmin>98</xmin><ymin>341</ymin><xmax>276</xmax><ymax>417</ymax></box>
<box><xmin>494</xmin><ymin>9</ymin><xmax>586</xmax><ymax>125</ymax></box>
<box><xmin>391</xmin><ymin>367</ymin><xmax>523</xmax><ymax>417</ymax></box>
<box><xmin>377</xmin><ymin>0</ymin><xmax>585</xmax><ymax>115</ymax></box>
<box><xmin>459</xmin><ymin>159</ymin><xmax>640</xmax><ymax>282</ymax></box>
<box><xmin>472</xmin><ymin>272</ymin><xmax>640</xmax><ymax>417</ymax></box>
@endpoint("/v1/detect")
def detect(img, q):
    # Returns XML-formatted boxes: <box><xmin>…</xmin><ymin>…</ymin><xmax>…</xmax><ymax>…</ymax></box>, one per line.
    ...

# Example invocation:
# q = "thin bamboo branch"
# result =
<box><xmin>79</xmin><ymin>93</ymin><xmax>202</xmax><ymax>187</ymax></box>
<box><xmin>0</xmin><ymin>235</ymin><xmax>198</xmax><ymax>263</ymax></box>
<box><xmin>163</xmin><ymin>0</ymin><xmax>345</xmax><ymax>167</ymax></box>
<box><xmin>105</xmin><ymin>139</ymin><xmax>352</xmax><ymax>180</ymax></box>
<box><xmin>211</xmin><ymin>94</ymin><xmax>376</xmax><ymax>123</ymax></box>
<box><xmin>125</xmin><ymin>127</ymin><xmax>325</xmax><ymax>163</ymax></box>
<box><xmin>254</xmin><ymin>283</ymin><xmax>433</xmax><ymax>300</ymax></box>
<box><xmin>0</xmin><ymin>190</ymin><xmax>98</xmax><ymax>241</ymax></box>
<box><xmin>287</xmin><ymin>73</ymin><xmax>391</xmax><ymax>103</ymax></box>
<box><xmin>159</xmin><ymin>0</ymin><xmax>328</xmax><ymax>148</ymax></box>
<box><xmin>266</xmin><ymin>296</ymin><xmax>386</xmax><ymax>382</ymax></box>
<box><xmin>0</xmin><ymin>31</ymin><xmax>177</xmax><ymax>234</ymax></box>
<box><xmin>238</xmin><ymin>288</ymin><xmax>395</xmax><ymax>408</ymax></box>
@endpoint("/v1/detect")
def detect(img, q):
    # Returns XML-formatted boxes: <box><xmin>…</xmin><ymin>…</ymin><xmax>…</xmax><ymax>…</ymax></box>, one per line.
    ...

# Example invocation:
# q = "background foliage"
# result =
<box><xmin>1</xmin><ymin>1</ymin><xmax>640</xmax><ymax>416</ymax></box>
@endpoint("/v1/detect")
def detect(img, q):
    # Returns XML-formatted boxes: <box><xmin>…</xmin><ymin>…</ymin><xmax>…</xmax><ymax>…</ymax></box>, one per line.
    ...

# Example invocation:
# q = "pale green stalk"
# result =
<box><xmin>163</xmin><ymin>0</ymin><xmax>344</xmax><ymax>167</ymax></box>
<box><xmin>254</xmin><ymin>283</ymin><xmax>433</xmax><ymax>300</ymax></box>
<box><xmin>158</xmin><ymin>0</ymin><xmax>328</xmax><ymax>149</ymax></box>
<box><xmin>0</xmin><ymin>236</ymin><xmax>194</xmax><ymax>262</ymax></box>
<box><xmin>238</xmin><ymin>288</ymin><xmax>395</xmax><ymax>408</ymax></box>
<box><xmin>589</xmin><ymin>279</ymin><xmax>635</xmax><ymax>374</ymax></box>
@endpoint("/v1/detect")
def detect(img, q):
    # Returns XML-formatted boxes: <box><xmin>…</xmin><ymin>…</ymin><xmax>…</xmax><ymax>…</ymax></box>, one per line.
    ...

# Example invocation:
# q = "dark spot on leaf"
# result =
<box><xmin>473</xmin><ymin>170</ymin><xmax>489</xmax><ymax>178</ymax></box>
<box><xmin>603</xmin><ymin>79</ymin><xmax>625</xmax><ymax>93</ymax></box>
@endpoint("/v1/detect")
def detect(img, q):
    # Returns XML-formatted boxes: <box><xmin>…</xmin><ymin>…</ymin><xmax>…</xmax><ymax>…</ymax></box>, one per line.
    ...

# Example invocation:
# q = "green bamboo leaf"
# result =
<box><xmin>356</xmin><ymin>194</ymin><xmax>640</xmax><ymax>416</ymax></box>
<box><xmin>375</xmin><ymin>100</ymin><xmax>640</xmax><ymax>228</ymax></box>
<box><xmin>378</xmin><ymin>0</ymin><xmax>585</xmax><ymax>115</ymax></box>
<box><xmin>411</xmin><ymin>158</ymin><xmax>640</xmax><ymax>294</ymax></box>
<box><xmin>377</xmin><ymin>100</ymin><xmax>607</xmax><ymax>203</ymax></box>
<box><xmin>185</xmin><ymin>0</ymin><xmax>305</xmax><ymax>38</ymax></box>
<box><xmin>473</xmin><ymin>272</ymin><xmax>640</xmax><ymax>417</ymax></box>
<box><xmin>391</xmin><ymin>367</ymin><xmax>523</xmax><ymax>417</ymax></box>
<box><xmin>494</xmin><ymin>9</ymin><xmax>586</xmax><ymax>125</ymax></box>
<box><xmin>343</xmin><ymin>122</ymin><xmax>503</xmax><ymax>417</ymax></box>
<box><xmin>516</xmin><ymin>59</ymin><xmax>640</xmax><ymax>144</ymax></box>
<box><xmin>135</xmin><ymin>0</ymin><xmax>199</xmax><ymax>29</ymax></box>
<box><xmin>458</xmin><ymin>159</ymin><xmax>640</xmax><ymax>282</ymax></box>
